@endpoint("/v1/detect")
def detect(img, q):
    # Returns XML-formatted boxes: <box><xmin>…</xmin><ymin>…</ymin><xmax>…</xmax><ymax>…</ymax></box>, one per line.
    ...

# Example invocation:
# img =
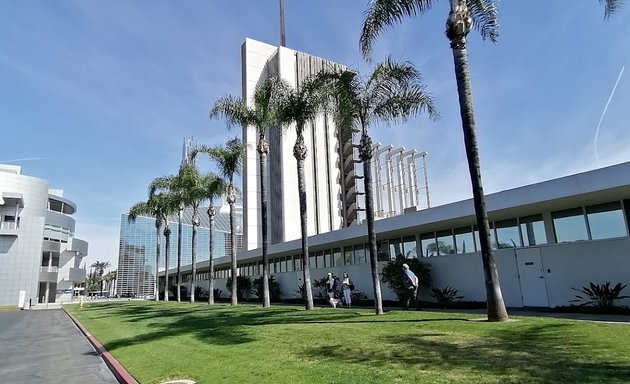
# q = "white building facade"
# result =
<box><xmin>0</xmin><ymin>164</ymin><xmax>88</xmax><ymax>307</ymax></box>
<box><xmin>241</xmin><ymin>38</ymin><xmax>430</xmax><ymax>251</ymax></box>
<box><xmin>163</xmin><ymin>39</ymin><xmax>630</xmax><ymax>309</ymax></box>
<box><xmin>173</xmin><ymin>161</ymin><xmax>630</xmax><ymax>309</ymax></box>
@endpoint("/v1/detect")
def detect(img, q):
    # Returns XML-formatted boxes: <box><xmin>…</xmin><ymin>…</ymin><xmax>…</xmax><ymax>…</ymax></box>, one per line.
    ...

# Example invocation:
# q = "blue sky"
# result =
<box><xmin>1</xmin><ymin>1</ymin><xmax>628</xmax><ymax>270</ymax></box>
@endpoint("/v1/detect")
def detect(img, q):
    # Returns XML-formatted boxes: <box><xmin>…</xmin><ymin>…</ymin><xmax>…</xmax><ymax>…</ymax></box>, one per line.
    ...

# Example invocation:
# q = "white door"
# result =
<box><xmin>515</xmin><ymin>248</ymin><xmax>549</xmax><ymax>307</ymax></box>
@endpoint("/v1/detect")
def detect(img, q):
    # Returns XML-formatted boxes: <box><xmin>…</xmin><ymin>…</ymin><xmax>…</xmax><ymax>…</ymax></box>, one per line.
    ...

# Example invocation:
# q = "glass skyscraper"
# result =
<box><xmin>117</xmin><ymin>205</ymin><xmax>243</xmax><ymax>297</ymax></box>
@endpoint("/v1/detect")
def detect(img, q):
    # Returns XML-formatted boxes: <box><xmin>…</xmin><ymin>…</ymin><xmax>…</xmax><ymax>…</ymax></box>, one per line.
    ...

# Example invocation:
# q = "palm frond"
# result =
<box><xmin>360</xmin><ymin>0</ymin><xmax>436</xmax><ymax>59</ymax></box>
<box><xmin>600</xmin><ymin>0</ymin><xmax>624</xmax><ymax>18</ymax></box>
<box><xmin>368</xmin><ymin>58</ymin><xmax>439</xmax><ymax>122</ymax></box>
<box><xmin>211</xmin><ymin>95</ymin><xmax>256</xmax><ymax>130</ymax></box>
<box><xmin>322</xmin><ymin>69</ymin><xmax>363</xmax><ymax>142</ymax></box>
<box><xmin>467</xmin><ymin>0</ymin><xmax>499</xmax><ymax>43</ymax></box>
<box><xmin>128</xmin><ymin>201</ymin><xmax>151</xmax><ymax>221</ymax></box>
<box><xmin>148</xmin><ymin>175</ymin><xmax>176</xmax><ymax>197</ymax></box>
<box><xmin>254</xmin><ymin>77</ymin><xmax>292</xmax><ymax>131</ymax></box>
<box><xmin>200</xmin><ymin>137</ymin><xmax>247</xmax><ymax>184</ymax></box>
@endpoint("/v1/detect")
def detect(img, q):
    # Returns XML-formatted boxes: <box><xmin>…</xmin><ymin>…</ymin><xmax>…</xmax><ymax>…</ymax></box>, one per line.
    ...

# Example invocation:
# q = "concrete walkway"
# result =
<box><xmin>0</xmin><ymin>308</ymin><xmax>119</xmax><ymax>384</ymax></box>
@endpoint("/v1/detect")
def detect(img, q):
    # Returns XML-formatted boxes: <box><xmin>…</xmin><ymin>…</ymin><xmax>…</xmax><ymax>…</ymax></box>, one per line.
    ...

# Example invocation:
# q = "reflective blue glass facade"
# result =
<box><xmin>117</xmin><ymin>207</ymin><xmax>243</xmax><ymax>297</ymax></box>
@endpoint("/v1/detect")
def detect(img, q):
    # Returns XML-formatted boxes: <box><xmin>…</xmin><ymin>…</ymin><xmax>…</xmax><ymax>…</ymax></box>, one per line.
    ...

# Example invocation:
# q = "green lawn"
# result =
<box><xmin>65</xmin><ymin>301</ymin><xmax>630</xmax><ymax>384</ymax></box>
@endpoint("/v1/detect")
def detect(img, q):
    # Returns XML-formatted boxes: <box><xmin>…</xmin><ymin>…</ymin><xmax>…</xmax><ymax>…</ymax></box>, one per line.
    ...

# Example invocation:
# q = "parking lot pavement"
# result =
<box><xmin>0</xmin><ymin>309</ymin><xmax>119</xmax><ymax>384</ymax></box>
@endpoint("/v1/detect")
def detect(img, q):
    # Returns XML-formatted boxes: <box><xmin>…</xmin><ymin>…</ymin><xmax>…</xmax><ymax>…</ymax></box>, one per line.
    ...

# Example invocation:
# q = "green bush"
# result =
<box><xmin>225</xmin><ymin>276</ymin><xmax>252</xmax><ymax>301</ymax></box>
<box><xmin>570</xmin><ymin>281</ymin><xmax>628</xmax><ymax>308</ymax></box>
<box><xmin>431</xmin><ymin>286</ymin><xmax>464</xmax><ymax>308</ymax></box>
<box><xmin>252</xmin><ymin>275</ymin><xmax>283</xmax><ymax>302</ymax></box>
<box><xmin>381</xmin><ymin>256</ymin><xmax>432</xmax><ymax>303</ymax></box>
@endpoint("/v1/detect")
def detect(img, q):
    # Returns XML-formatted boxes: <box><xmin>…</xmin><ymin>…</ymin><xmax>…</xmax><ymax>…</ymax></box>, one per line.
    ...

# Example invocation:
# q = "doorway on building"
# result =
<box><xmin>515</xmin><ymin>248</ymin><xmax>549</xmax><ymax>307</ymax></box>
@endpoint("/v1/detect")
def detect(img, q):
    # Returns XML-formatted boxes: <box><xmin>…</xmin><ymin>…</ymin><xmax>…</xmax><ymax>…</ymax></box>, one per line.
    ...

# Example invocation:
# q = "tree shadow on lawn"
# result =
<box><xmin>302</xmin><ymin>322</ymin><xmax>630</xmax><ymax>383</ymax></box>
<box><xmin>78</xmin><ymin>302</ymin><xmax>478</xmax><ymax>354</ymax></box>
<box><xmin>81</xmin><ymin>302</ymin><xmax>363</xmax><ymax>351</ymax></box>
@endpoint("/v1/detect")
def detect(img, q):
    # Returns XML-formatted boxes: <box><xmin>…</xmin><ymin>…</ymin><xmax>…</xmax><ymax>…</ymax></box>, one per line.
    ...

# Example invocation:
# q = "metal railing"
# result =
<box><xmin>1</xmin><ymin>222</ymin><xmax>17</xmax><ymax>230</ymax></box>
<box><xmin>40</xmin><ymin>266</ymin><xmax>59</xmax><ymax>273</ymax></box>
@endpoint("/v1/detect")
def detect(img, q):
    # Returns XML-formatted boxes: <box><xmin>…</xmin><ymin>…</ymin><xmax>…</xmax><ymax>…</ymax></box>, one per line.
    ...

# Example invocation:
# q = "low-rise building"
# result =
<box><xmin>0</xmin><ymin>164</ymin><xmax>88</xmax><ymax>307</ymax></box>
<box><xmin>168</xmin><ymin>161</ymin><xmax>630</xmax><ymax>308</ymax></box>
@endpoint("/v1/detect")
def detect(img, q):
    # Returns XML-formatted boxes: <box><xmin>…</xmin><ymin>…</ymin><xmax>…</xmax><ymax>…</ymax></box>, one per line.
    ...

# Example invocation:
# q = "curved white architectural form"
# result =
<box><xmin>0</xmin><ymin>164</ymin><xmax>88</xmax><ymax>307</ymax></box>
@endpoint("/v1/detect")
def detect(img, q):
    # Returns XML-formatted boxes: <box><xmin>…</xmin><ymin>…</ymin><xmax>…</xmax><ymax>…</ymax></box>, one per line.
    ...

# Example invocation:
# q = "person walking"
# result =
<box><xmin>402</xmin><ymin>263</ymin><xmax>420</xmax><ymax>310</ymax></box>
<box><xmin>341</xmin><ymin>272</ymin><xmax>354</xmax><ymax>308</ymax></box>
<box><xmin>325</xmin><ymin>273</ymin><xmax>339</xmax><ymax>308</ymax></box>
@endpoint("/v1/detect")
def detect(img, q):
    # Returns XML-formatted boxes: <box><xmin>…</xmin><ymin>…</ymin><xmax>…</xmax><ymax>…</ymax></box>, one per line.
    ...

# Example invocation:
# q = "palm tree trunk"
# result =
<box><xmin>155</xmin><ymin>224</ymin><xmax>161</xmax><ymax>302</ymax></box>
<box><xmin>177</xmin><ymin>207</ymin><xmax>183</xmax><ymax>302</ymax></box>
<box><xmin>359</xmin><ymin>131</ymin><xmax>384</xmax><ymax>315</ymax></box>
<box><xmin>447</xmin><ymin>0</ymin><xmax>508</xmax><ymax>321</ymax></box>
<box><xmin>258</xmin><ymin>134</ymin><xmax>271</xmax><ymax>307</ymax></box>
<box><xmin>164</xmin><ymin>226</ymin><xmax>171</xmax><ymax>302</ymax></box>
<box><xmin>294</xmin><ymin>130</ymin><xmax>314</xmax><ymax>310</ymax></box>
<box><xmin>228</xmin><ymin>184</ymin><xmax>238</xmax><ymax>306</ymax></box>
<box><xmin>190</xmin><ymin>210</ymin><xmax>198</xmax><ymax>304</ymax></box>
<box><xmin>208</xmin><ymin>204</ymin><xmax>216</xmax><ymax>305</ymax></box>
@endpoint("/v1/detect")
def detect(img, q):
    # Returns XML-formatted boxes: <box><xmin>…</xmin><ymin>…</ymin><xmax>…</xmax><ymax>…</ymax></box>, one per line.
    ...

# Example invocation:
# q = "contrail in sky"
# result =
<box><xmin>0</xmin><ymin>157</ymin><xmax>50</xmax><ymax>163</ymax></box>
<box><xmin>594</xmin><ymin>66</ymin><xmax>625</xmax><ymax>165</ymax></box>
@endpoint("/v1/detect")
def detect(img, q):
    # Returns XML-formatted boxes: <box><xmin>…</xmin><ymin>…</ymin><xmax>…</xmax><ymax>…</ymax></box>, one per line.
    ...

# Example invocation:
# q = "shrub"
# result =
<box><xmin>431</xmin><ymin>286</ymin><xmax>464</xmax><ymax>308</ymax></box>
<box><xmin>225</xmin><ymin>276</ymin><xmax>252</xmax><ymax>301</ymax></box>
<box><xmin>351</xmin><ymin>290</ymin><xmax>368</xmax><ymax>302</ymax></box>
<box><xmin>570</xmin><ymin>281</ymin><xmax>628</xmax><ymax>308</ymax></box>
<box><xmin>381</xmin><ymin>256</ymin><xmax>432</xmax><ymax>303</ymax></box>
<box><xmin>295</xmin><ymin>283</ymin><xmax>306</xmax><ymax>300</ymax></box>
<box><xmin>195</xmin><ymin>286</ymin><xmax>209</xmax><ymax>301</ymax></box>
<box><xmin>170</xmin><ymin>285</ymin><xmax>189</xmax><ymax>300</ymax></box>
<box><xmin>252</xmin><ymin>275</ymin><xmax>283</xmax><ymax>302</ymax></box>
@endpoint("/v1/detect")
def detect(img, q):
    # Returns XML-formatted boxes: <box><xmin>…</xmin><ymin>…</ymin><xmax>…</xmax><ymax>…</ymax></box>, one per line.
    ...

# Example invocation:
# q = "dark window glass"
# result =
<box><xmin>519</xmin><ymin>214</ymin><xmax>547</xmax><ymax>246</ymax></box>
<box><xmin>586</xmin><ymin>202</ymin><xmax>626</xmax><ymax>240</ymax></box>
<box><xmin>552</xmin><ymin>208</ymin><xmax>588</xmax><ymax>242</ymax></box>
<box><xmin>454</xmin><ymin>226</ymin><xmax>474</xmax><ymax>254</ymax></box>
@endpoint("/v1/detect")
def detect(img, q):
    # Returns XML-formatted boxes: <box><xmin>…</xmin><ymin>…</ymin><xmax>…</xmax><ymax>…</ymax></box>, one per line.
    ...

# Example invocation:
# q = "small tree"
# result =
<box><xmin>252</xmin><ymin>275</ymin><xmax>283</xmax><ymax>303</ymax></box>
<box><xmin>226</xmin><ymin>276</ymin><xmax>252</xmax><ymax>301</ymax></box>
<box><xmin>381</xmin><ymin>256</ymin><xmax>431</xmax><ymax>303</ymax></box>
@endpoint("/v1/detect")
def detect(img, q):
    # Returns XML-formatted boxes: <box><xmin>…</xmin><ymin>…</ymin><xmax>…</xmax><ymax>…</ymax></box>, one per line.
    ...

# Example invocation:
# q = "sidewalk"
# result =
<box><xmin>0</xmin><ymin>308</ymin><xmax>119</xmax><ymax>384</ymax></box>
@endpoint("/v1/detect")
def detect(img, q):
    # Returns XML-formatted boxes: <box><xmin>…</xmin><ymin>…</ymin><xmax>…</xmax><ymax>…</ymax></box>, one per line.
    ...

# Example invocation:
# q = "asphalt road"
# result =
<box><xmin>0</xmin><ymin>309</ymin><xmax>118</xmax><ymax>384</ymax></box>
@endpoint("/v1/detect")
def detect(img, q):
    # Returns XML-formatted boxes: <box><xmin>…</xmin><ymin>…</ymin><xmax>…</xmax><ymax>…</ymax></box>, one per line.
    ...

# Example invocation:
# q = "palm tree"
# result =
<box><xmin>150</xmin><ymin>175</ymin><xmax>186</xmax><ymax>302</ymax></box>
<box><xmin>90</xmin><ymin>260</ymin><xmax>110</xmax><ymax>297</ymax></box>
<box><xmin>128</xmin><ymin>190</ymin><xmax>176</xmax><ymax>302</ymax></box>
<box><xmin>194</xmin><ymin>137</ymin><xmax>247</xmax><ymax>306</ymax></box>
<box><xmin>204</xmin><ymin>180</ymin><xmax>226</xmax><ymax>304</ymax></box>
<box><xmin>174</xmin><ymin>164</ymin><xmax>225</xmax><ymax>303</ymax></box>
<box><xmin>360</xmin><ymin>0</ymin><xmax>622</xmax><ymax>322</ymax></box>
<box><xmin>103</xmin><ymin>270</ymin><xmax>117</xmax><ymax>296</ymax></box>
<box><xmin>84</xmin><ymin>270</ymin><xmax>100</xmax><ymax>296</ymax></box>
<box><xmin>319</xmin><ymin>59</ymin><xmax>438</xmax><ymax>315</ymax></box>
<box><xmin>210</xmin><ymin>80</ymin><xmax>281</xmax><ymax>307</ymax></box>
<box><xmin>267</xmin><ymin>74</ymin><xmax>331</xmax><ymax>310</ymax></box>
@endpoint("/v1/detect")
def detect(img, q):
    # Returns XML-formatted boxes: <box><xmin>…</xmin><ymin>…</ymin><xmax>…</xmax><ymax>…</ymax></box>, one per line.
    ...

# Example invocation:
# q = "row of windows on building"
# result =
<box><xmin>43</xmin><ymin>224</ymin><xmax>73</xmax><ymax>243</ymax></box>
<box><xmin>176</xmin><ymin>200</ymin><xmax>629</xmax><ymax>282</ymax></box>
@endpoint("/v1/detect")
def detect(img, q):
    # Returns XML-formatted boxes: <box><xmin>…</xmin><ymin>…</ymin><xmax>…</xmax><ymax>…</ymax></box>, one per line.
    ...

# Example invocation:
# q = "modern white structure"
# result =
<box><xmin>161</xmin><ymin>38</ymin><xmax>630</xmax><ymax>309</ymax></box>
<box><xmin>241</xmin><ymin>38</ymin><xmax>346</xmax><ymax>250</ymax></box>
<box><xmin>171</xmin><ymin>161</ymin><xmax>630</xmax><ymax>309</ymax></box>
<box><xmin>0</xmin><ymin>164</ymin><xmax>88</xmax><ymax>307</ymax></box>
<box><xmin>241</xmin><ymin>38</ymin><xmax>430</xmax><ymax>250</ymax></box>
